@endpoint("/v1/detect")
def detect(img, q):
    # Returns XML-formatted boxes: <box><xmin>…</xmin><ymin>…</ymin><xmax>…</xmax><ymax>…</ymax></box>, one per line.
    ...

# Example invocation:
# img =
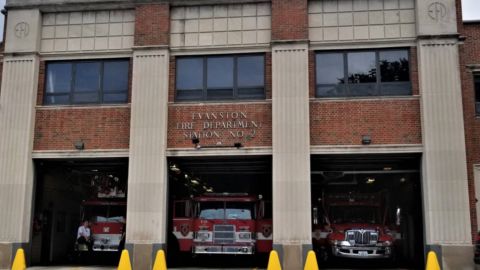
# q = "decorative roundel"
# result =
<box><xmin>262</xmin><ymin>225</ymin><xmax>272</xmax><ymax>238</ymax></box>
<box><xmin>180</xmin><ymin>224</ymin><xmax>190</xmax><ymax>237</ymax></box>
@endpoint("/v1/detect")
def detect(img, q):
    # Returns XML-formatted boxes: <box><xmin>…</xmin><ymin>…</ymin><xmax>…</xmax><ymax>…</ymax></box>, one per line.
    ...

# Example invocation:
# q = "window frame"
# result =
<box><xmin>474</xmin><ymin>73</ymin><xmax>480</xmax><ymax>116</ymax></box>
<box><xmin>175</xmin><ymin>54</ymin><xmax>266</xmax><ymax>102</ymax></box>
<box><xmin>44</xmin><ymin>59</ymin><xmax>130</xmax><ymax>106</ymax></box>
<box><xmin>315</xmin><ymin>48</ymin><xmax>412</xmax><ymax>98</ymax></box>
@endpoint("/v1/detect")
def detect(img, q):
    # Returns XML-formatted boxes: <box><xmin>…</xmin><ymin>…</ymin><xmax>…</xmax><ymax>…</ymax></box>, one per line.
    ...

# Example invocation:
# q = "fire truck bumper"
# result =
<box><xmin>193</xmin><ymin>245</ymin><xmax>254</xmax><ymax>255</ymax></box>
<box><xmin>332</xmin><ymin>245</ymin><xmax>392</xmax><ymax>259</ymax></box>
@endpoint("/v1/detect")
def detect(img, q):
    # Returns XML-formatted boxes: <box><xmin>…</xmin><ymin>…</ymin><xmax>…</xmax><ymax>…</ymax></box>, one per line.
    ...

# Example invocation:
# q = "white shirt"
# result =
<box><xmin>77</xmin><ymin>225</ymin><xmax>91</xmax><ymax>239</ymax></box>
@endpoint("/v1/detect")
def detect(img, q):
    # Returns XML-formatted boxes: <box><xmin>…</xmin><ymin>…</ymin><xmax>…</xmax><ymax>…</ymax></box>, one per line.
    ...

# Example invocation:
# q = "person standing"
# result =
<box><xmin>77</xmin><ymin>220</ymin><xmax>92</xmax><ymax>251</ymax></box>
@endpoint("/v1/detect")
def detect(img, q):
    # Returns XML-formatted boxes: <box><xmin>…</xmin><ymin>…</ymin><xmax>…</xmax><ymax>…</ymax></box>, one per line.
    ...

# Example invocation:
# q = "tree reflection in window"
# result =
<box><xmin>316</xmin><ymin>49</ymin><xmax>411</xmax><ymax>97</ymax></box>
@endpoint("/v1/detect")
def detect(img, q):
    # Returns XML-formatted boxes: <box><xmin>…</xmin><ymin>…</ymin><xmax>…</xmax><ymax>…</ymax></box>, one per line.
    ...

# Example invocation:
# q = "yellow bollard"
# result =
<box><xmin>11</xmin><ymin>248</ymin><xmax>26</xmax><ymax>270</ymax></box>
<box><xmin>152</xmin><ymin>249</ymin><xmax>167</xmax><ymax>270</ymax></box>
<box><xmin>267</xmin><ymin>250</ymin><xmax>282</xmax><ymax>270</ymax></box>
<box><xmin>425</xmin><ymin>251</ymin><xmax>441</xmax><ymax>270</ymax></box>
<box><xmin>118</xmin><ymin>249</ymin><xmax>132</xmax><ymax>270</ymax></box>
<box><xmin>304</xmin><ymin>250</ymin><xmax>319</xmax><ymax>270</ymax></box>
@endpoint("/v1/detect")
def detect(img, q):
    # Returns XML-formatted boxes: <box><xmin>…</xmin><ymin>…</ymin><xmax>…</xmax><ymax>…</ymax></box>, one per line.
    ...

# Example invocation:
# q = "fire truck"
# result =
<box><xmin>172</xmin><ymin>193</ymin><xmax>272</xmax><ymax>255</ymax></box>
<box><xmin>76</xmin><ymin>175</ymin><xmax>126</xmax><ymax>253</ymax></box>
<box><xmin>312</xmin><ymin>192</ymin><xmax>397</xmax><ymax>260</ymax></box>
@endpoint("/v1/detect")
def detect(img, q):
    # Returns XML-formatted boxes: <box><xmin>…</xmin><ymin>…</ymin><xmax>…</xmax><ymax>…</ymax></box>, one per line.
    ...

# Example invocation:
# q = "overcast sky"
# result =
<box><xmin>0</xmin><ymin>0</ymin><xmax>478</xmax><ymax>40</ymax></box>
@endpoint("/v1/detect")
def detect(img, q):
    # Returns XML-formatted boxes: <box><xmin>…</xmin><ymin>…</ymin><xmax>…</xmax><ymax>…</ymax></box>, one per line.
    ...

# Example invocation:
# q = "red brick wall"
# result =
<box><xmin>458</xmin><ymin>0</ymin><xmax>480</xmax><ymax>239</ymax></box>
<box><xmin>310</xmin><ymin>99</ymin><xmax>422</xmax><ymax>145</ymax></box>
<box><xmin>34</xmin><ymin>58</ymin><xmax>133</xmax><ymax>151</ymax></box>
<box><xmin>168</xmin><ymin>103</ymin><xmax>272</xmax><ymax>148</ymax></box>
<box><xmin>34</xmin><ymin>108</ymin><xmax>130</xmax><ymax>150</ymax></box>
<box><xmin>135</xmin><ymin>3</ymin><xmax>170</xmax><ymax>46</ymax></box>
<box><xmin>271</xmin><ymin>0</ymin><xmax>308</xmax><ymax>40</ymax></box>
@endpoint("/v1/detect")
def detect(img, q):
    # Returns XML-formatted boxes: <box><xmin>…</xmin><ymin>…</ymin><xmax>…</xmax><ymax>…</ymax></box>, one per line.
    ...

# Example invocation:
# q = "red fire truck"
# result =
<box><xmin>172</xmin><ymin>193</ymin><xmax>272</xmax><ymax>255</ymax></box>
<box><xmin>312</xmin><ymin>192</ymin><xmax>396</xmax><ymax>260</ymax></box>
<box><xmin>76</xmin><ymin>175</ymin><xmax>127</xmax><ymax>253</ymax></box>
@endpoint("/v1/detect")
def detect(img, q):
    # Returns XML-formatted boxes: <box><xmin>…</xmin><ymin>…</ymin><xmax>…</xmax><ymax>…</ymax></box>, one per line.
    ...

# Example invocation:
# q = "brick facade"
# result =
<box><xmin>457</xmin><ymin>0</ymin><xmax>480</xmax><ymax>239</ymax></box>
<box><xmin>34</xmin><ymin>107</ymin><xmax>130</xmax><ymax>150</ymax></box>
<box><xmin>310</xmin><ymin>99</ymin><xmax>422</xmax><ymax>145</ymax></box>
<box><xmin>167</xmin><ymin>103</ymin><xmax>272</xmax><ymax>148</ymax></box>
<box><xmin>134</xmin><ymin>3</ymin><xmax>170</xmax><ymax>46</ymax></box>
<box><xmin>271</xmin><ymin>0</ymin><xmax>308</xmax><ymax>41</ymax></box>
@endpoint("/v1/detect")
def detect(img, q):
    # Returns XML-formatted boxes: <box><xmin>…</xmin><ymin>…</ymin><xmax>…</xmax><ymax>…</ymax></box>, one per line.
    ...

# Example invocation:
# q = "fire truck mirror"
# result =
<box><xmin>396</xmin><ymin>207</ymin><xmax>401</xmax><ymax>226</ymax></box>
<box><xmin>313</xmin><ymin>207</ymin><xmax>318</xmax><ymax>225</ymax></box>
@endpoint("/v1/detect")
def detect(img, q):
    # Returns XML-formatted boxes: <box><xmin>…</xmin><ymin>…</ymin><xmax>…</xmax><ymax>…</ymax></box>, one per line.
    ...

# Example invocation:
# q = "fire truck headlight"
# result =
<box><xmin>196</xmin><ymin>232</ymin><xmax>211</xmax><ymax>242</ymax></box>
<box><xmin>238</xmin><ymin>232</ymin><xmax>251</xmax><ymax>240</ymax></box>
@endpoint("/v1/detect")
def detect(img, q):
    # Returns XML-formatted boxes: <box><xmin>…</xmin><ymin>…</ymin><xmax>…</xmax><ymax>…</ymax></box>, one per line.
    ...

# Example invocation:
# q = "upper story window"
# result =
<box><xmin>176</xmin><ymin>54</ymin><xmax>265</xmax><ymax>101</ymax></box>
<box><xmin>475</xmin><ymin>74</ymin><xmax>480</xmax><ymax>115</ymax></box>
<box><xmin>44</xmin><ymin>59</ymin><xmax>129</xmax><ymax>105</ymax></box>
<box><xmin>315</xmin><ymin>49</ymin><xmax>411</xmax><ymax>98</ymax></box>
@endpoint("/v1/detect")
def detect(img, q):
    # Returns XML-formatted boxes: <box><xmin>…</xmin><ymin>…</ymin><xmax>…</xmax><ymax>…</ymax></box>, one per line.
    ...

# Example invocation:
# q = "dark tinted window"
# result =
<box><xmin>46</xmin><ymin>63</ymin><xmax>72</xmax><ymax>93</ymax></box>
<box><xmin>347</xmin><ymin>52</ymin><xmax>376</xmax><ymax>83</ymax></box>
<box><xmin>176</xmin><ymin>58</ymin><xmax>203</xmax><ymax>90</ymax></box>
<box><xmin>475</xmin><ymin>75</ymin><xmax>480</xmax><ymax>115</ymax></box>
<box><xmin>315</xmin><ymin>49</ymin><xmax>411</xmax><ymax>97</ymax></box>
<box><xmin>176</xmin><ymin>54</ymin><xmax>265</xmax><ymax>101</ymax></box>
<box><xmin>380</xmin><ymin>50</ymin><xmax>409</xmax><ymax>82</ymax></box>
<box><xmin>44</xmin><ymin>59</ymin><xmax>129</xmax><ymax>105</ymax></box>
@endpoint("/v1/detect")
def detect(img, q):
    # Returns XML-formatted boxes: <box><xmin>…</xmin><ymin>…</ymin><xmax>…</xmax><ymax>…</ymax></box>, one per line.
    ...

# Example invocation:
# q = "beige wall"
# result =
<box><xmin>308</xmin><ymin>0</ymin><xmax>416</xmax><ymax>42</ymax></box>
<box><xmin>41</xmin><ymin>10</ymin><xmax>135</xmax><ymax>52</ymax></box>
<box><xmin>170</xmin><ymin>3</ymin><xmax>271</xmax><ymax>48</ymax></box>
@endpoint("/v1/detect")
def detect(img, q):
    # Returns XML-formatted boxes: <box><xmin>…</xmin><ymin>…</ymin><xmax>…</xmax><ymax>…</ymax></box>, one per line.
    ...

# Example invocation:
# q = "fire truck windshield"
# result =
<box><xmin>329</xmin><ymin>205</ymin><xmax>380</xmax><ymax>224</ymax></box>
<box><xmin>198</xmin><ymin>202</ymin><xmax>253</xmax><ymax>220</ymax></box>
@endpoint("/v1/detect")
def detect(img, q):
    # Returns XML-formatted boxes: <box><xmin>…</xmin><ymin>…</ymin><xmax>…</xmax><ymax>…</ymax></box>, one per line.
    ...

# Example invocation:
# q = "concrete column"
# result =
<box><xmin>0</xmin><ymin>9</ymin><xmax>41</xmax><ymax>268</ymax></box>
<box><xmin>416</xmin><ymin>1</ymin><xmax>473</xmax><ymax>269</ymax></box>
<box><xmin>126</xmin><ymin>48</ymin><xmax>170</xmax><ymax>270</ymax></box>
<box><xmin>272</xmin><ymin>41</ymin><xmax>311</xmax><ymax>270</ymax></box>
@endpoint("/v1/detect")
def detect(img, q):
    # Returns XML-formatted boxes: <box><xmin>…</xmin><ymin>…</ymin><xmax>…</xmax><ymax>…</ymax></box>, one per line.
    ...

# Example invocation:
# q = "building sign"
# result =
<box><xmin>175</xmin><ymin>111</ymin><xmax>262</xmax><ymax>141</ymax></box>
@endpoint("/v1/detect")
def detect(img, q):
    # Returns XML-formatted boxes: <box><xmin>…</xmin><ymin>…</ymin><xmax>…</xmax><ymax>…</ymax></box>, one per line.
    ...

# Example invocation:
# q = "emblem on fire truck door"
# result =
<box><xmin>180</xmin><ymin>224</ymin><xmax>190</xmax><ymax>237</ymax></box>
<box><xmin>103</xmin><ymin>227</ymin><xmax>110</xmax><ymax>233</ymax></box>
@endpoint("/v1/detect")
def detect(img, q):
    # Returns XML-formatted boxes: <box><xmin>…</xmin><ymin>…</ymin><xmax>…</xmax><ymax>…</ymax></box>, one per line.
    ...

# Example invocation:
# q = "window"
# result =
<box><xmin>475</xmin><ymin>75</ymin><xmax>480</xmax><ymax>115</ymax></box>
<box><xmin>44</xmin><ymin>59</ymin><xmax>129</xmax><ymax>105</ymax></box>
<box><xmin>315</xmin><ymin>49</ymin><xmax>411</xmax><ymax>97</ymax></box>
<box><xmin>176</xmin><ymin>54</ymin><xmax>265</xmax><ymax>101</ymax></box>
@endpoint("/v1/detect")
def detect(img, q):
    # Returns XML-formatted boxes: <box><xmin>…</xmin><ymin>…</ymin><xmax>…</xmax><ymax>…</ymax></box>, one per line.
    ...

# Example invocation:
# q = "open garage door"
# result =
<box><xmin>31</xmin><ymin>158</ymin><xmax>128</xmax><ymax>267</ymax></box>
<box><xmin>167</xmin><ymin>155</ymin><xmax>272</xmax><ymax>269</ymax></box>
<box><xmin>311</xmin><ymin>154</ymin><xmax>424</xmax><ymax>269</ymax></box>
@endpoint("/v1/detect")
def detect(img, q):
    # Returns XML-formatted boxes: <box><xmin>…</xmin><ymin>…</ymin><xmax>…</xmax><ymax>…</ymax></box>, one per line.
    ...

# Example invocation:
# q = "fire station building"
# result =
<box><xmin>0</xmin><ymin>0</ymin><xmax>478</xmax><ymax>269</ymax></box>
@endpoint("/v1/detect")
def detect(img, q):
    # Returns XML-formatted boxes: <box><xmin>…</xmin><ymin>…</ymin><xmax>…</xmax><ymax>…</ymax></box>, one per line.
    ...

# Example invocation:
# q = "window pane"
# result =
<box><xmin>103</xmin><ymin>61</ymin><xmax>129</xmax><ymax>92</ymax></box>
<box><xmin>380</xmin><ymin>82</ymin><xmax>412</xmax><ymax>96</ymax></box>
<box><xmin>74</xmin><ymin>62</ymin><xmax>101</xmax><ymax>92</ymax></box>
<box><xmin>348</xmin><ymin>83</ymin><xmax>377</xmax><ymax>96</ymax></box>
<box><xmin>207</xmin><ymin>57</ymin><xmax>234</xmax><ymax>88</ymax></box>
<box><xmin>103</xmin><ymin>93</ymin><xmax>128</xmax><ymax>103</ymax></box>
<box><xmin>176</xmin><ymin>89</ymin><xmax>203</xmax><ymax>100</ymax></box>
<box><xmin>44</xmin><ymin>95</ymin><xmax>70</xmax><ymax>105</ymax></box>
<box><xmin>380</xmin><ymin>50</ymin><xmax>409</xmax><ymax>82</ymax></box>
<box><xmin>176</xmin><ymin>58</ymin><xmax>203</xmax><ymax>90</ymax></box>
<box><xmin>475</xmin><ymin>76</ymin><xmax>480</xmax><ymax>115</ymax></box>
<box><xmin>316</xmin><ymin>84</ymin><xmax>346</xmax><ymax>97</ymax></box>
<box><xmin>73</xmin><ymin>92</ymin><xmax>99</xmax><ymax>103</ymax></box>
<box><xmin>237</xmin><ymin>55</ymin><xmax>264</xmax><ymax>87</ymax></box>
<box><xmin>207</xmin><ymin>89</ymin><xmax>234</xmax><ymax>100</ymax></box>
<box><xmin>316</xmin><ymin>53</ymin><xmax>345</xmax><ymax>84</ymax></box>
<box><xmin>238</xmin><ymin>88</ymin><xmax>265</xmax><ymax>99</ymax></box>
<box><xmin>347</xmin><ymin>52</ymin><xmax>376</xmax><ymax>83</ymax></box>
<box><xmin>46</xmin><ymin>63</ymin><xmax>72</xmax><ymax>93</ymax></box>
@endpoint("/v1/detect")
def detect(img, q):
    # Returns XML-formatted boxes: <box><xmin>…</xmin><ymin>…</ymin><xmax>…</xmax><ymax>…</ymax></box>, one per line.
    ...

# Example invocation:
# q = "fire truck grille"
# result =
<box><xmin>213</xmin><ymin>225</ymin><xmax>235</xmax><ymax>244</ymax></box>
<box><xmin>345</xmin><ymin>229</ymin><xmax>378</xmax><ymax>245</ymax></box>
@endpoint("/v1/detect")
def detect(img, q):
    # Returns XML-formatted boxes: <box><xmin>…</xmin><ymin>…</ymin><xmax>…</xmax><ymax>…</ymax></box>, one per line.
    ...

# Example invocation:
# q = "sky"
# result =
<box><xmin>0</xmin><ymin>0</ymin><xmax>478</xmax><ymax>41</ymax></box>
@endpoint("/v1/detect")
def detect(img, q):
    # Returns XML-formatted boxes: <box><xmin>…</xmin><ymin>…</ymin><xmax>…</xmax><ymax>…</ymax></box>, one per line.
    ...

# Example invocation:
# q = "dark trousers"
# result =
<box><xmin>77</xmin><ymin>236</ymin><xmax>93</xmax><ymax>251</ymax></box>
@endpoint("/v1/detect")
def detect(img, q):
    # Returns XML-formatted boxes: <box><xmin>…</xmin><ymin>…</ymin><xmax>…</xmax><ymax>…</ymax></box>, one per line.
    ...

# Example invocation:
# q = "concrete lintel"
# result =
<box><xmin>32</xmin><ymin>149</ymin><xmax>130</xmax><ymax>159</ymax></box>
<box><xmin>166</xmin><ymin>147</ymin><xmax>272</xmax><ymax>157</ymax></box>
<box><xmin>310</xmin><ymin>144</ymin><xmax>423</xmax><ymax>155</ymax></box>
